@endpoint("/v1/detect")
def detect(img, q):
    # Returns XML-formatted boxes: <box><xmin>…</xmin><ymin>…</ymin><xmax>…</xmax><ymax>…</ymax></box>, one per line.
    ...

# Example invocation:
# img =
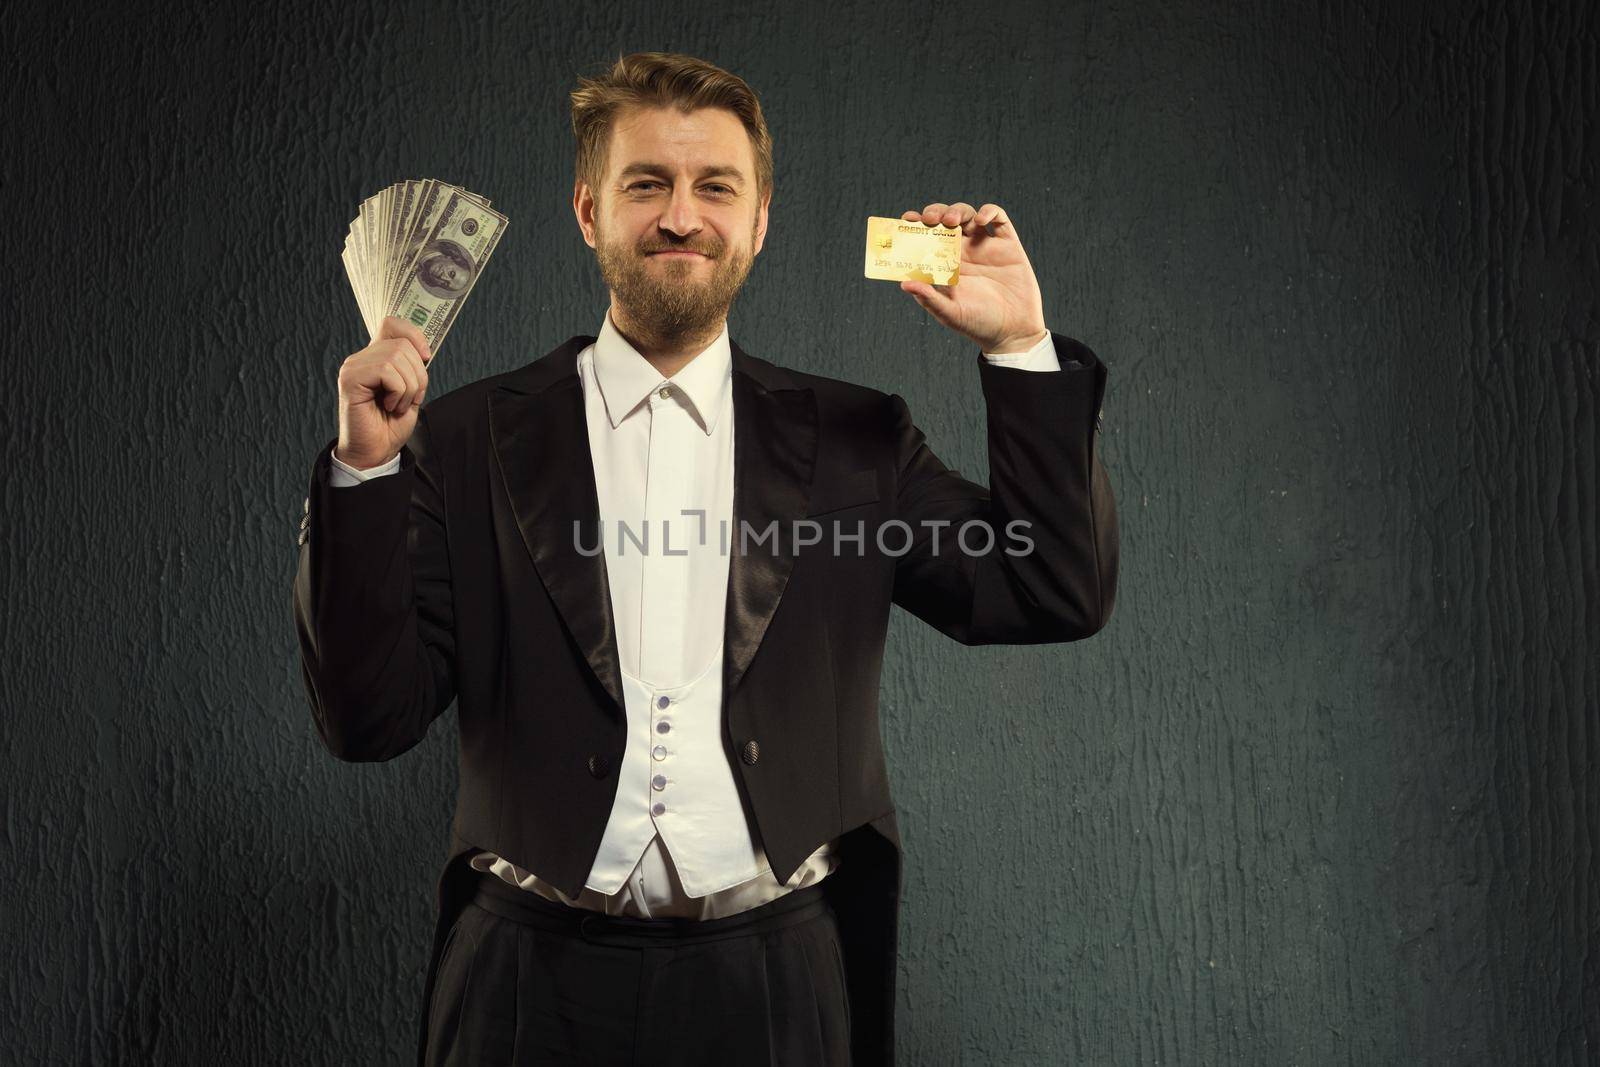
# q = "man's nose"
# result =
<box><xmin>658</xmin><ymin>186</ymin><xmax>704</xmax><ymax>236</ymax></box>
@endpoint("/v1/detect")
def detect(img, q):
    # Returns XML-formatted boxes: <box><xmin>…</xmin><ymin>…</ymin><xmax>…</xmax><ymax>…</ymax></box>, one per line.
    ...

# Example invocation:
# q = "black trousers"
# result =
<box><xmin>424</xmin><ymin>868</ymin><xmax>853</xmax><ymax>1065</ymax></box>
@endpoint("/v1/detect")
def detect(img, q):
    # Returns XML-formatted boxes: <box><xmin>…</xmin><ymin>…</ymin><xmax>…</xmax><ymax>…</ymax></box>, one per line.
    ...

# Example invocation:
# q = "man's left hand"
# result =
<box><xmin>899</xmin><ymin>202</ymin><xmax>1048</xmax><ymax>354</ymax></box>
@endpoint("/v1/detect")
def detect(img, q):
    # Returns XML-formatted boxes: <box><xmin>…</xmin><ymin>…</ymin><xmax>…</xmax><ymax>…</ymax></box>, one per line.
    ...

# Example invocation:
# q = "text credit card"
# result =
<box><xmin>863</xmin><ymin>216</ymin><xmax>961</xmax><ymax>285</ymax></box>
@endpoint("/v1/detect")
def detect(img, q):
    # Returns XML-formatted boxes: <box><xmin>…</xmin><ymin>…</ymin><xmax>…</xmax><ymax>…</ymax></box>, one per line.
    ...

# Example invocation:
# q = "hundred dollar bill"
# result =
<box><xmin>383</xmin><ymin>179</ymin><xmax>420</xmax><ymax>315</ymax></box>
<box><xmin>341</xmin><ymin>180</ymin><xmax>509</xmax><ymax>358</ymax></box>
<box><xmin>388</xmin><ymin>187</ymin><xmax>508</xmax><ymax>353</ymax></box>
<box><xmin>386</xmin><ymin>180</ymin><xmax>498</xmax><ymax>315</ymax></box>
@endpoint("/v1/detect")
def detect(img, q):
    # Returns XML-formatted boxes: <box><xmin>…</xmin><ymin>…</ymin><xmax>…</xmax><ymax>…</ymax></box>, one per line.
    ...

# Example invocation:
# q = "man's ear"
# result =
<box><xmin>574</xmin><ymin>180</ymin><xmax>598</xmax><ymax>249</ymax></box>
<box><xmin>753</xmin><ymin>190</ymin><xmax>771</xmax><ymax>257</ymax></box>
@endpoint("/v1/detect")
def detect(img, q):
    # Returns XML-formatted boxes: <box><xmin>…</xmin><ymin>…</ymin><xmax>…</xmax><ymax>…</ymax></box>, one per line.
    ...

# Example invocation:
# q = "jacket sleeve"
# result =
<box><xmin>291</xmin><ymin>406</ymin><xmax>457</xmax><ymax>761</ymax></box>
<box><xmin>888</xmin><ymin>332</ymin><xmax>1118</xmax><ymax>644</ymax></box>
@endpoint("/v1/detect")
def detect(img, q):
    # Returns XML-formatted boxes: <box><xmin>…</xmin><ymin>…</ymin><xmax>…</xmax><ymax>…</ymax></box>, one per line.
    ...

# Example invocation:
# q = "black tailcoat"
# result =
<box><xmin>292</xmin><ymin>330</ymin><xmax>1116</xmax><ymax>1064</ymax></box>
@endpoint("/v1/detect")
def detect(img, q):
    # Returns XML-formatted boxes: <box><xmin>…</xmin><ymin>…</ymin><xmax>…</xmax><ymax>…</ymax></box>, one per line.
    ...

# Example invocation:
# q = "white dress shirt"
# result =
<box><xmin>327</xmin><ymin>311</ymin><xmax>1065</xmax><ymax>919</ymax></box>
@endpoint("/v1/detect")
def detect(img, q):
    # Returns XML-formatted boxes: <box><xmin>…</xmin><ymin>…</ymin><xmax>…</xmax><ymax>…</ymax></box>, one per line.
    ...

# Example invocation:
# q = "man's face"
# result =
<box><xmin>429</xmin><ymin>259</ymin><xmax>467</xmax><ymax>291</ymax></box>
<box><xmin>576</xmin><ymin>104</ymin><xmax>769</xmax><ymax>337</ymax></box>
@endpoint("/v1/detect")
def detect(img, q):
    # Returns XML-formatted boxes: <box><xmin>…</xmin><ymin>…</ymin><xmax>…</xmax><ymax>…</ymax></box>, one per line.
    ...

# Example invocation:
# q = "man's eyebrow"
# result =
<box><xmin>617</xmin><ymin>162</ymin><xmax>747</xmax><ymax>187</ymax></box>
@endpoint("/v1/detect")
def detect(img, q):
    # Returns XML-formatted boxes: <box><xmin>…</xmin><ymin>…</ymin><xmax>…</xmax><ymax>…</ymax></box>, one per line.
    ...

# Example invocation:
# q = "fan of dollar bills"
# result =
<box><xmin>342</xmin><ymin>179</ymin><xmax>509</xmax><ymax>357</ymax></box>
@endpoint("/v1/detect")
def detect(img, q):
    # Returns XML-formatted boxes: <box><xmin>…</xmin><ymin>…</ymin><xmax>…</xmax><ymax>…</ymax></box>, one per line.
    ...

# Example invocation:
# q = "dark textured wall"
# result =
<box><xmin>5</xmin><ymin>1</ymin><xmax>1596</xmax><ymax>1063</ymax></box>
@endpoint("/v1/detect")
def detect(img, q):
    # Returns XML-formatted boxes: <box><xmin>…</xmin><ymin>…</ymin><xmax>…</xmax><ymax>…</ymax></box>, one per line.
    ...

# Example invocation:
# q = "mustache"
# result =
<box><xmin>642</xmin><ymin>244</ymin><xmax>717</xmax><ymax>256</ymax></box>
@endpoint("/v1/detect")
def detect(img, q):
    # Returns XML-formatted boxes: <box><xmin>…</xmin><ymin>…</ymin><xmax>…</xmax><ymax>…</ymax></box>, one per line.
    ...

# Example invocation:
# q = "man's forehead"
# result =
<box><xmin>614</xmin><ymin>103</ymin><xmax>740</xmax><ymax>136</ymax></box>
<box><xmin>610</xmin><ymin>108</ymin><xmax>749</xmax><ymax>166</ymax></box>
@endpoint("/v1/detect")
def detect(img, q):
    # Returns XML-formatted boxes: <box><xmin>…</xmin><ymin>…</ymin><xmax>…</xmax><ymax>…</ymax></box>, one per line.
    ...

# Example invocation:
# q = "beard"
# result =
<box><xmin>593</xmin><ymin>216</ymin><xmax>757</xmax><ymax>340</ymax></box>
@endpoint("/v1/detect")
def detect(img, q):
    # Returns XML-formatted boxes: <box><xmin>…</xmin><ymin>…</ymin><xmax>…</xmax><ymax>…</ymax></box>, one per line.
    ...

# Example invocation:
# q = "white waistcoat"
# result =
<box><xmin>583</xmin><ymin>637</ymin><xmax>769</xmax><ymax>896</ymax></box>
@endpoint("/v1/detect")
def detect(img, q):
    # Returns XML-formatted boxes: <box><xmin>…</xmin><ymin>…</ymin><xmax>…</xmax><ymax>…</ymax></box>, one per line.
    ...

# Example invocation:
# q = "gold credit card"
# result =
<box><xmin>863</xmin><ymin>216</ymin><xmax>961</xmax><ymax>285</ymax></box>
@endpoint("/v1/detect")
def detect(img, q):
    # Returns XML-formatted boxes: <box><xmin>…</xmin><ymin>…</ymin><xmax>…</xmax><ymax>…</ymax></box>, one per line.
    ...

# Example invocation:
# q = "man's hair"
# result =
<box><xmin>570</xmin><ymin>51</ymin><xmax>773</xmax><ymax>208</ymax></box>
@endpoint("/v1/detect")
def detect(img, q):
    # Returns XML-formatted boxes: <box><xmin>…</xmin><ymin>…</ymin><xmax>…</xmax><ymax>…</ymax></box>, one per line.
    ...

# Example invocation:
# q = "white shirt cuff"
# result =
<box><xmin>980</xmin><ymin>329</ymin><xmax>1060</xmax><ymax>371</ymax></box>
<box><xmin>328</xmin><ymin>447</ymin><xmax>402</xmax><ymax>487</ymax></box>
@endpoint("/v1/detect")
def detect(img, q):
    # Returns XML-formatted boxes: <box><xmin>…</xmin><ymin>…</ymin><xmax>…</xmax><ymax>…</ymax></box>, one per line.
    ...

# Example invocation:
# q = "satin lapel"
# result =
<box><xmin>488</xmin><ymin>352</ymin><xmax>625</xmax><ymax>714</ymax></box>
<box><xmin>724</xmin><ymin>340</ymin><xmax>818</xmax><ymax>699</ymax></box>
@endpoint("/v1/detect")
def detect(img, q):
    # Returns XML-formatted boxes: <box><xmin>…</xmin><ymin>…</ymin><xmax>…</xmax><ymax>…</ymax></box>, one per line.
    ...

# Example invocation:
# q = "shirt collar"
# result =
<box><xmin>591</xmin><ymin>307</ymin><xmax>732</xmax><ymax>435</ymax></box>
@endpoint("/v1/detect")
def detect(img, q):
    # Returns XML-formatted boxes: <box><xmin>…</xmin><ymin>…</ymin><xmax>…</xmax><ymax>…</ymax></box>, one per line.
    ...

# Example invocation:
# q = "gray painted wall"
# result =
<box><xmin>4</xmin><ymin>1</ymin><xmax>1595</xmax><ymax>1063</ymax></box>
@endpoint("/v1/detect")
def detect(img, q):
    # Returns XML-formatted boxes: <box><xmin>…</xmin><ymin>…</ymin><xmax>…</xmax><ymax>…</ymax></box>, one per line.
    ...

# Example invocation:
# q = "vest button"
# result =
<box><xmin>587</xmin><ymin>754</ymin><xmax>609</xmax><ymax>778</ymax></box>
<box><xmin>741</xmin><ymin>739</ymin><xmax>760</xmax><ymax>765</ymax></box>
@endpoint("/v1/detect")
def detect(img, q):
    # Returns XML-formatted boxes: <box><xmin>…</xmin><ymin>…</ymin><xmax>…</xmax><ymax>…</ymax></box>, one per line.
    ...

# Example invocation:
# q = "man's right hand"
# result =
<box><xmin>335</xmin><ymin>316</ymin><xmax>433</xmax><ymax>469</ymax></box>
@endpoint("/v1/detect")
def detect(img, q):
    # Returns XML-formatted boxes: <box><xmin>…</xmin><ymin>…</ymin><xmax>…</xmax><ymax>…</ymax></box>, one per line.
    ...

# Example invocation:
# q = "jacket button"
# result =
<box><xmin>587</xmin><ymin>754</ymin><xmax>609</xmax><ymax>778</ymax></box>
<box><xmin>741</xmin><ymin>739</ymin><xmax>760</xmax><ymax>765</ymax></box>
